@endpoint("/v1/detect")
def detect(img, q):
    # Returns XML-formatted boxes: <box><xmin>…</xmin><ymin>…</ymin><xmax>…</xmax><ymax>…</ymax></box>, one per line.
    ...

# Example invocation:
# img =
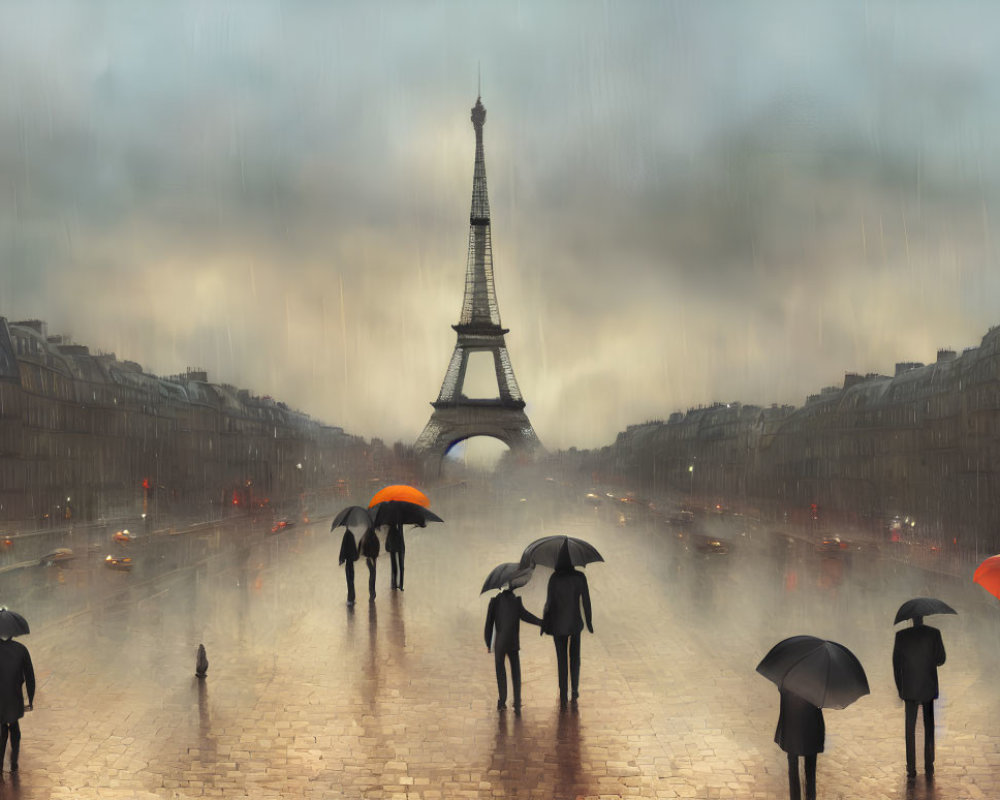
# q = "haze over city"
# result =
<box><xmin>3</xmin><ymin>1</ymin><xmax>1000</xmax><ymax>451</ymax></box>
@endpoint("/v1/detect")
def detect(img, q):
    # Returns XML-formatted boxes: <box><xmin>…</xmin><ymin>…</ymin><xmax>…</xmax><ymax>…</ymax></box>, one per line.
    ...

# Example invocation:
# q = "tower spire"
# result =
<box><xmin>461</xmin><ymin>95</ymin><xmax>499</xmax><ymax>330</ymax></box>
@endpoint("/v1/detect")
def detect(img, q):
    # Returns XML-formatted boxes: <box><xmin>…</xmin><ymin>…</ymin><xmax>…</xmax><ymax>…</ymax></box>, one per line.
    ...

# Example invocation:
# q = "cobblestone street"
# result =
<box><xmin>3</xmin><ymin>488</ymin><xmax>1000</xmax><ymax>799</ymax></box>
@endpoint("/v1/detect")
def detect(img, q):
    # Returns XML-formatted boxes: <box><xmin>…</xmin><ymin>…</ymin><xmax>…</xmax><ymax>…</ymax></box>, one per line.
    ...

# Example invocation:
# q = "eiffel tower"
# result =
<box><xmin>415</xmin><ymin>96</ymin><xmax>543</xmax><ymax>472</ymax></box>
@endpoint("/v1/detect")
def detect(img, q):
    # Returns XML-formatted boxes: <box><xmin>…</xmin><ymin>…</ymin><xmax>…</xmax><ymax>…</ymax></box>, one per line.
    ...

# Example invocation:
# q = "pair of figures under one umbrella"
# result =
<box><xmin>482</xmin><ymin>535</ymin><xmax>603</xmax><ymax>713</ymax></box>
<box><xmin>331</xmin><ymin>485</ymin><xmax>443</xmax><ymax>605</ymax></box>
<box><xmin>758</xmin><ymin>596</ymin><xmax>955</xmax><ymax>799</ymax></box>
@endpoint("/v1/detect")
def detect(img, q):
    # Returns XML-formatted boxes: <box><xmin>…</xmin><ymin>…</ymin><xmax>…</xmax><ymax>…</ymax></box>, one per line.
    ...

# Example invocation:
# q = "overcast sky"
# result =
<box><xmin>2</xmin><ymin>1</ymin><xmax>1000</xmax><ymax>453</ymax></box>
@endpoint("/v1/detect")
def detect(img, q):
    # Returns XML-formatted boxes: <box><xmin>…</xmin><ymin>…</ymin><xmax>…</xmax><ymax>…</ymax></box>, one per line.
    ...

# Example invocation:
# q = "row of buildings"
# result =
<box><xmin>568</xmin><ymin>325</ymin><xmax>1000</xmax><ymax>549</ymax></box>
<box><xmin>0</xmin><ymin>317</ymin><xmax>394</xmax><ymax>530</ymax></box>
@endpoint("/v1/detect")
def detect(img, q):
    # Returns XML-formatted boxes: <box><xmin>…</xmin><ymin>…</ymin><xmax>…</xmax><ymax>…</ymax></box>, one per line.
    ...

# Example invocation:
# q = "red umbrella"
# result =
<box><xmin>973</xmin><ymin>554</ymin><xmax>1000</xmax><ymax>600</ymax></box>
<box><xmin>368</xmin><ymin>484</ymin><xmax>429</xmax><ymax>509</ymax></box>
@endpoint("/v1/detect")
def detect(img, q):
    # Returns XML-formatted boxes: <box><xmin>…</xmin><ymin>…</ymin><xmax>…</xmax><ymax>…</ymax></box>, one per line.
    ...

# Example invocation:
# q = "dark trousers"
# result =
<box><xmin>366</xmin><ymin>558</ymin><xmax>377</xmax><ymax>598</ymax></box>
<box><xmin>344</xmin><ymin>560</ymin><xmax>355</xmax><ymax>604</ymax></box>
<box><xmin>905</xmin><ymin>699</ymin><xmax>935</xmax><ymax>775</ymax></box>
<box><xmin>553</xmin><ymin>633</ymin><xmax>581</xmax><ymax>703</ymax></box>
<box><xmin>389</xmin><ymin>550</ymin><xmax>404</xmax><ymax>590</ymax></box>
<box><xmin>0</xmin><ymin>721</ymin><xmax>21</xmax><ymax>770</ymax></box>
<box><xmin>786</xmin><ymin>753</ymin><xmax>816</xmax><ymax>800</ymax></box>
<box><xmin>494</xmin><ymin>647</ymin><xmax>521</xmax><ymax>708</ymax></box>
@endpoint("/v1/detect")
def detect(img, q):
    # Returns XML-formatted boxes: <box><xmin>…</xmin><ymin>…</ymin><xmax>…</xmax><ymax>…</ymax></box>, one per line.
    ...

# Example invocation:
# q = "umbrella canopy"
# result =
<box><xmin>894</xmin><ymin>597</ymin><xmax>958</xmax><ymax>625</ymax></box>
<box><xmin>481</xmin><ymin>562</ymin><xmax>534</xmax><ymax>594</ymax></box>
<box><xmin>519</xmin><ymin>535</ymin><xmax>604</xmax><ymax>570</ymax></box>
<box><xmin>368</xmin><ymin>485</ymin><xmax>430</xmax><ymax>509</ymax></box>
<box><xmin>0</xmin><ymin>608</ymin><xmax>30</xmax><ymax>638</ymax></box>
<box><xmin>371</xmin><ymin>500</ymin><xmax>443</xmax><ymax>529</ymax></box>
<box><xmin>330</xmin><ymin>505</ymin><xmax>374</xmax><ymax>535</ymax></box>
<box><xmin>756</xmin><ymin>635</ymin><xmax>870</xmax><ymax>709</ymax></box>
<box><xmin>973</xmin><ymin>554</ymin><xmax>1000</xmax><ymax>601</ymax></box>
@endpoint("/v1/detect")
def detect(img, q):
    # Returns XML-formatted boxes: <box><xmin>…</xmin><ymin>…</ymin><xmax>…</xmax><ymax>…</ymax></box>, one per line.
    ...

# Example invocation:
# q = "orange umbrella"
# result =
<box><xmin>973</xmin><ymin>555</ymin><xmax>1000</xmax><ymax>600</ymax></box>
<box><xmin>368</xmin><ymin>484</ymin><xmax>429</xmax><ymax>509</ymax></box>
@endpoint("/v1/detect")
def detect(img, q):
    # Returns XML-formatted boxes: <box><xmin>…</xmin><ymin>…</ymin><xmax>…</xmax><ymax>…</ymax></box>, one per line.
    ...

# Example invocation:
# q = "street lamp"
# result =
<box><xmin>688</xmin><ymin>464</ymin><xmax>694</xmax><ymax>497</ymax></box>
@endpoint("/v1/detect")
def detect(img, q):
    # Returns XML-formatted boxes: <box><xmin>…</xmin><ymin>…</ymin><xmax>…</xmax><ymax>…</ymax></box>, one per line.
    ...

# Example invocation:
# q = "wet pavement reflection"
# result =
<box><xmin>0</xmin><ymin>485</ymin><xmax>999</xmax><ymax>798</ymax></box>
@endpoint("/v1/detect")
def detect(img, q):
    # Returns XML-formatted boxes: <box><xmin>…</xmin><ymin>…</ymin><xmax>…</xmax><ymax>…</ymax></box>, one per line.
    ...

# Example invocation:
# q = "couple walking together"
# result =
<box><xmin>485</xmin><ymin>546</ymin><xmax>593</xmax><ymax>713</ymax></box>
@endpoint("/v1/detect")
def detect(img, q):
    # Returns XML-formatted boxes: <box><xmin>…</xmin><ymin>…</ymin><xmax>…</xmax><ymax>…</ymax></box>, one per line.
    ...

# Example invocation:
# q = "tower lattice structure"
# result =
<box><xmin>414</xmin><ymin>96</ymin><xmax>543</xmax><ymax>470</ymax></box>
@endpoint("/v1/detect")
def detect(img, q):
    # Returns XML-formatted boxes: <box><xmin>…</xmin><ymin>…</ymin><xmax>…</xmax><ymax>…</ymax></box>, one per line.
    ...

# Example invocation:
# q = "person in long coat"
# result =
<box><xmin>893</xmin><ymin>616</ymin><xmax>946</xmax><ymax>778</ymax></box>
<box><xmin>338</xmin><ymin>529</ymin><xmax>360</xmax><ymax>607</ymax></box>
<box><xmin>542</xmin><ymin>545</ymin><xmax>593</xmax><ymax>709</ymax></box>
<box><xmin>0</xmin><ymin>636</ymin><xmax>35</xmax><ymax>772</ymax></box>
<box><xmin>385</xmin><ymin>523</ymin><xmax>405</xmax><ymax>591</ymax></box>
<box><xmin>358</xmin><ymin>527</ymin><xmax>380</xmax><ymax>601</ymax></box>
<box><xmin>774</xmin><ymin>688</ymin><xmax>824</xmax><ymax>800</ymax></box>
<box><xmin>485</xmin><ymin>586</ymin><xmax>542</xmax><ymax>713</ymax></box>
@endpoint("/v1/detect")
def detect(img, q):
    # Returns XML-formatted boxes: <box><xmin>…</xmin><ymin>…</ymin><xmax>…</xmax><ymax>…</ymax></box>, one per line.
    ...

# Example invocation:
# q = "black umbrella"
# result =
<box><xmin>481</xmin><ymin>562</ymin><xmax>534</xmax><ymax>594</ymax></box>
<box><xmin>0</xmin><ymin>608</ymin><xmax>29</xmax><ymax>638</ymax></box>
<box><xmin>371</xmin><ymin>500</ymin><xmax>444</xmax><ymax>529</ymax></box>
<box><xmin>894</xmin><ymin>597</ymin><xmax>958</xmax><ymax>625</ymax></box>
<box><xmin>519</xmin><ymin>535</ymin><xmax>604</xmax><ymax>569</ymax></box>
<box><xmin>756</xmin><ymin>635</ymin><xmax>870</xmax><ymax>709</ymax></box>
<box><xmin>330</xmin><ymin>505</ymin><xmax>374</xmax><ymax>534</ymax></box>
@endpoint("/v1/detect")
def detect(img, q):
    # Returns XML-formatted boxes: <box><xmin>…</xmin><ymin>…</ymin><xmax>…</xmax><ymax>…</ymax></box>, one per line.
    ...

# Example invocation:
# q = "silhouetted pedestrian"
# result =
<box><xmin>542</xmin><ymin>545</ymin><xmax>593</xmax><ymax>709</ymax></box>
<box><xmin>0</xmin><ymin>636</ymin><xmax>34</xmax><ymax>772</ymax></box>
<box><xmin>485</xmin><ymin>587</ymin><xmax>542</xmax><ymax>714</ymax></box>
<box><xmin>358</xmin><ymin>527</ymin><xmax>380</xmax><ymax>601</ymax></box>
<box><xmin>195</xmin><ymin>644</ymin><xmax>208</xmax><ymax>678</ymax></box>
<box><xmin>774</xmin><ymin>688</ymin><xmax>823</xmax><ymax>800</ymax></box>
<box><xmin>339</xmin><ymin>529</ymin><xmax>359</xmax><ymax>606</ymax></box>
<box><xmin>385</xmin><ymin>522</ymin><xmax>405</xmax><ymax>591</ymax></box>
<box><xmin>893</xmin><ymin>615</ymin><xmax>946</xmax><ymax>779</ymax></box>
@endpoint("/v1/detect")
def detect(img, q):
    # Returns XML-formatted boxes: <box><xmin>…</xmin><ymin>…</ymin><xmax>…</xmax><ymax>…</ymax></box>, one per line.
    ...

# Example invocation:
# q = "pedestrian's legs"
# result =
<box><xmin>553</xmin><ymin>635</ymin><xmax>569</xmax><ymax>707</ymax></box>
<box><xmin>367</xmin><ymin>557</ymin><xmax>377</xmax><ymax>599</ymax></box>
<box><xmin>397</xmin><ymin>550</ymin><xmax>405</xmax><ymax>590</ymax></box>
<box><xmin>569</xmin><ymin>632</ymin><xmax>581</xmax><ymax>700</ymax></box>
<box><xmin>786</xmin><ymin>753</ymin><xmax>802</xmax><ymax>800</ymax></box>
<box><xmin>345</xmin><ymin>559</ymin><xmax>355</xmax><ymax>605</ymax></box>
<box><xmin>509</xmin><ymin>649</ymin><xmax>522</xmax><ymax>711</ymax></box>
<box><xmin>8</xmin><ymin>722</ymin><xmax>19</xmax><ymax>771</ymax></box>
<box><xmin>0</xmin><ymin>723</ymin><xmax>7</xmax><ymax>770</ymax></box>
<box><xmin>904</xmin><ymin>700</ymin><xmax>918</xmax><ymax>777</ymax></box>
<box><xmin>803</xmin><ymin>753</ymin><xmax>816</xmax><ymax>800</ymax></box>
<box><xmin>923</xmin><ymin>700</ymin><xmax>935</xmax><ymax>774</ymax></box>
<box><xmin>494</xmin><ymin>648</ymin><xmax>508</xmax><ymax>709</ymax></box>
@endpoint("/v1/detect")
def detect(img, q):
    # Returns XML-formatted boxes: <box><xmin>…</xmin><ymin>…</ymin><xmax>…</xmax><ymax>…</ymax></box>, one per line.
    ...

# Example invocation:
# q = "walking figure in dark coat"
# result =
<box><xmin>358</xmin><ymin>527</ymin><xmax>380</xmax><ymax>601</ymax></box>
<box><xmin>542</xmin><ymin>545</ymin><xmax>593</xmax><ymax>709</ymax></box>
<box><xmin>774</xmin><ymin>688</ymin><xmax>823</xmax><ymax>800</ymax></box>
<box><xmin>485</xmin><ymin>587</ymin><xmax>542</xmax><ymax>713</ymax></box>
<box><xmin>339</xmin><ymin>529</ymin><xmax>359</xmax><ymax>606</ymax></box>
<box><xmin>893</xmin><ymin>616</ymin><xmax>946</xmax><ymax>778</ymax></box>
<box><xmin>0</xmin><ymin>637</ymin><xmax>35</xmax><ymax>772</ymax></box>
<box><xmin>385</xmin><ymin>523</ymin><xmax>405</xmax><ymax>591</ymax></box>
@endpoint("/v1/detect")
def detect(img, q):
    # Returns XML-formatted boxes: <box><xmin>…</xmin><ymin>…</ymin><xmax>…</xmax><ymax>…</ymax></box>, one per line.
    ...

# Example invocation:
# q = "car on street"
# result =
<box><xmin>39</xmin><ymin>548</ymin><xmax>75</xmax><ymax>567</ymax></box>
<box><xmin>112</xmin><ymin>529</ymin><xmax>135</xmax><ymax>543</ymax></box>
<box><xmin>269</xmin><ymin>519</ymin><xmax>295</xmax><ymax>534</ymax></box>
<box><xmin>693</xmin><ymin>534</ymin><xmax>730</xmax><ymax>555</ymax></box>
<box><xmin>104</xmin><ymin>554</ymin><xmax>133</xmax><ymax>570</ymax></box>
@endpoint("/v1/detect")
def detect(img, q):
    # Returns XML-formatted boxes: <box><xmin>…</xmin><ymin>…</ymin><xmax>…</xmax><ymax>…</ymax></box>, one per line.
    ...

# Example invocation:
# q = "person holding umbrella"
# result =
<box><xmin>482</xmin><ymin>563</ymin><xmax>542</xmax><ymax>714</ymax></box>
<box><xmin>385</xmin><ymin>522</ymin><xmax>405</xmax><ymax>592</ymax></box>
<box><xmin>0</xmin><ymin>609</ymin><xmax>34</xmax><ymax>772</ymax></box>
<box><xmin>542</xmin><ymin>542</ymin><xmax>594</xmax><ymax>710</ymax></box>
<box><xmin>757</xmin><ymin>635</ymin><xmax>869</xmax><ymax>800</ymax></box>
<box><xmin>339</xmin><ymin>528</ymin><xmax>360</xmax><ymax>607</ymax></box>
<box><xmin>892</xmin><ymin>598</ymin><xmax>951</xmax><ymax>780</ymax></box>
<box><xmin>358</xmin><ymin>525</ymin><xmax>380</xmax><ymax>601</ymax></box>
<box><xmin>774</xmin><ymin>689</ymin><xmax>823</xmax><ymax>800</ymax></box>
